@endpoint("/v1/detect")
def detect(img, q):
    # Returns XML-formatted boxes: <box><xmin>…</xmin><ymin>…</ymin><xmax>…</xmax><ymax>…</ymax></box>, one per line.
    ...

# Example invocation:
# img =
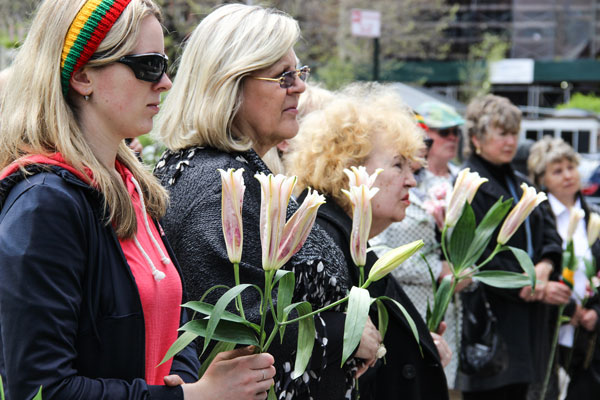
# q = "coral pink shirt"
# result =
<box><xmin>116</xmin><ymin>162</ymin><xmax>182</xmax><ymax>385</ymax></box>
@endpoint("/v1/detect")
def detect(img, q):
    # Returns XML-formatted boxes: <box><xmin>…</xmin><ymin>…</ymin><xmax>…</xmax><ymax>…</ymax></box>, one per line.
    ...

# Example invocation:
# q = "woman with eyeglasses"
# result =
<box><xmin>154</xmin><ymin>4</ymin><xmax>381</xmax><ymax>399</ymax></box>
<box><xmin>458</xmin><ymin>95</ymin><xmax>566</xmax><ymax>400</ymax></box>
<box><xmin>285</xmin><ymin>83</ymin><xmax>452</xmax><ymax>400</ymax></box>
<box><xmin>0</xmin><ymin>1</ymin><xmax>275</xmax><ymax>399</ymax></box>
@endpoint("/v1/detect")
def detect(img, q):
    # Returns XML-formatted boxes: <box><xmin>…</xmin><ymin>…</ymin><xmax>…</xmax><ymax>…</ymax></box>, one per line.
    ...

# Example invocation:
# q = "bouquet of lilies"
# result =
<box><xmin>160</xmin><ymin>167</ymin><xmax>423</xmax><ymax>397</ymax></box>
<box><xmin>425</xmin><ymin>168</ymin><xmax>542</xmax><ymax>332</ymax></box>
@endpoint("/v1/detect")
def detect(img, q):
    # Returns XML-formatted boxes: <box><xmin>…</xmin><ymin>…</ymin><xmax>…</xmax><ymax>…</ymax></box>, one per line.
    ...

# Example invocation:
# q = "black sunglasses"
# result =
<box><xmin>117</xmin><ymin>53</ymin><xmax>168</xmax><ymax>83</ymax></box>
<box><xmin>437</xmin><ymin>126</ymin><xmax>460</xmax><ymax>138</ymax></box>
<box><xmin>252</xmin><ymin>66</ymin><xmax>310</xmax><ymax>89</ymax></box>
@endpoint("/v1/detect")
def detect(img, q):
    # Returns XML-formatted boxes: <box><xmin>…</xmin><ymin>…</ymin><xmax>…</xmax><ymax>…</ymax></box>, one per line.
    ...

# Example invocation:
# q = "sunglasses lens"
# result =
<box><xmin>119</xmin><ymin>54</ymin><xmax>167</xmax><ymax>83</ymax></box>
<box><xmin>299</xmin><ymin>67</ymin><xmax>310</xmax><ymax>82</ymax></box>
<box><xmin>439</xmin><ymin>127</ymin><xmax>458</xmax><ymax>138</ymax></box>
<box><xmin>280</xmin><ymin>71</ymin><xmax>295</xmax><ymax>89</ymax></box>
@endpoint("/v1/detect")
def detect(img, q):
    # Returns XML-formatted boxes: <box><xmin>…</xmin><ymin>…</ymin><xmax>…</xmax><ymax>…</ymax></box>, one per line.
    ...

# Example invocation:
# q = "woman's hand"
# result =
<box><xmin>354</xmin><ymin>316</ymin><xmax>382</xmax><ymax>377</ymax></box>
<box><xmin>541</xmin><ymin>281</ymin><xmax>571</xmax><ymax>305</ymax></box>
<box><xmin>519</xmin><ymin>260</ymin><xmax>553</xmax><ymax>301</ymax></box>
<box><xmin>580</xmin><ymin>309</ymin><xmax>599</xmax><ymax>331</ymax></box>
<box><xmin>181</xmin><ymin>346</ymin><xmax>275</xmax><ymax>400</ymax></box>
<box><xmin>431</xmin><ymin>322</ymin><xmax>452</xmax><ymax>367</ymax></box>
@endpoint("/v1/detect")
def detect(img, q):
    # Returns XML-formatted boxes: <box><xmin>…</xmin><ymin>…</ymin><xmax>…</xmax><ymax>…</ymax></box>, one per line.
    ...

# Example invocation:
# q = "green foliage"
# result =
<box><xmin>556</xmin><ymin>93</ymin><xmax>600</xmax><ymax>114</ymax></box>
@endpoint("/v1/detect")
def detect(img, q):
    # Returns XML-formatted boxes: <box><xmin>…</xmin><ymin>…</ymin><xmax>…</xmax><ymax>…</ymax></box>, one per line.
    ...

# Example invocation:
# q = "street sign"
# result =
<box><xmin>351</xmin><ymin>9</ymin><xmax>381</xmax><ymax>38</ymax></box>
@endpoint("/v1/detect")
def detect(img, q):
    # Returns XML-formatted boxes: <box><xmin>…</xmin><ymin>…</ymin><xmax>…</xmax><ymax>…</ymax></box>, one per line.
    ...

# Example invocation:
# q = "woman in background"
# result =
<box><xmin>459</xmin><ymin>94</ymin><xmax>566</xmax><ymax>400</ymax></box>
<box><xmin>528</xmin><ymin>136</ymin><xmax>600</xmax><ymax>399</ymax></box>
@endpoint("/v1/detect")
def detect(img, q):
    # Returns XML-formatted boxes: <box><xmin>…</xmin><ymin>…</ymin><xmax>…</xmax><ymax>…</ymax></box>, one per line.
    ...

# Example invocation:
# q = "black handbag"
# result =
<box><xmin>459</xmin><ymin>282</ymin><xmax>509</xmax><ymax>377</ymax></box>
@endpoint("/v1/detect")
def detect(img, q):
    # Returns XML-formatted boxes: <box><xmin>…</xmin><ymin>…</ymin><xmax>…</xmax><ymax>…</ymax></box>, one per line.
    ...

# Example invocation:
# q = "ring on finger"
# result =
<box><xmin>262</xmin><ymin>369</ymin><xmax>266</xmax><ymax>381</ymax></box>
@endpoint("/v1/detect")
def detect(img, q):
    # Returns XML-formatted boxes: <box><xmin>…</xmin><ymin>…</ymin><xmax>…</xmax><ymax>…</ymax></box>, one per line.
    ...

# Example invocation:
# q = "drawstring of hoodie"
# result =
<box><xmin>130</xmin><ymin>176</ymin><xmax>170</xmax><ymax>281</ymax></box>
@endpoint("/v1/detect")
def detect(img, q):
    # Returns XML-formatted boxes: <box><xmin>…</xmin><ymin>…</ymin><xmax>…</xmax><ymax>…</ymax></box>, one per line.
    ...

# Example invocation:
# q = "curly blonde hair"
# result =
<box><xmin>527</xmin><ymin>136</ymin><xmax>579</xmax><ymax>187</ymax></box>
<box><xmin>286</xmin><ymin>83</ymin><xmax>425</xmax><ymax>212</ymax></box>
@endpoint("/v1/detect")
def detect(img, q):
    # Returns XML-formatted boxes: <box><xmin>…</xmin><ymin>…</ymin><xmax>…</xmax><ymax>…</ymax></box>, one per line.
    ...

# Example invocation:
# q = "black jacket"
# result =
<box><xmin>0</xmin><ymin>166</ymin><xmax>199</xmax><ymax>400</ymax></box>
<box><xmin>308</xmin><ymin>192</ymin><xmax>449</xmax><ymax>400</ymax></box>
<box><xmin>155</xmin><ymin>147</ymin><xmax>355</xmax><ymax>399</ymax></box>
<box><xmin>457</xmin><ymin>154</ymin><xmax>563</xmax><ymax>391</ymax></box>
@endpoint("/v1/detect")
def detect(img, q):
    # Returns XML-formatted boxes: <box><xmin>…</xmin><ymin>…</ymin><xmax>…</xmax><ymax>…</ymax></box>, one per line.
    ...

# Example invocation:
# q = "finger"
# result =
<box><xmin>254</xmin><ymin>391</ymin><xmax>268</xmax><ymax>400</ymax></box>
<box><xmin>437</xmin><ymin>321</ymin><xmax>447</xmax><ymax>336</ymax></box>
<box><xmin>215</xmin><ymin>345</ymin><xmax>256</xmax><ymax>362</ymax></box>
<box><xmin>163</xmin><ymin>374</ymin><xmax>185</xmax><ymax>386</ymax></box>
<box><xmin>355</xmin><ymin>362</ymin><xmax>370</xmax><ymax>378</ymax></box>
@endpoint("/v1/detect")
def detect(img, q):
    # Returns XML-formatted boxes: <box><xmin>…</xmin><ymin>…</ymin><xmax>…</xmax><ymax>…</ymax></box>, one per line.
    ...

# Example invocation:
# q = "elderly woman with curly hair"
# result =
<box><xmin>285</xmin><ymin>83</ymin><xmax>451</xmax><ymax>400</ymax></box>
<box><xmin>528</xmin><ymin>136</ymin><xmax>600</xmax><ymax>400</ymax></box>
<box><xmin>458</xmin><ymin>95</ymin><xmax>566</xmax><ymax>400</ymax></box>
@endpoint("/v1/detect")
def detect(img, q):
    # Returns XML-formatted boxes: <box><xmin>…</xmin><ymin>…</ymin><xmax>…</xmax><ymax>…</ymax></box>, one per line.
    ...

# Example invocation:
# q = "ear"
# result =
<box><xmin>471</xmin><ymin>135</ymin><xmax>481</xmax><ymax>151</ymax></box>
<box><xmin>69</xmin><ymin>67</ymin><xmax>93</xmax><ymax>97</ymax></box>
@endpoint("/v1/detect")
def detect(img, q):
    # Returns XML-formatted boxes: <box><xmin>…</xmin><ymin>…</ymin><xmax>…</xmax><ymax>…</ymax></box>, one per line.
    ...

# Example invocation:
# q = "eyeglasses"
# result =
<box><xmin>117</xmin><ymin>53</ymin><xmax>168</xmax><ymax>83</ymax></box>
<box><xmin>252</xmin><ymin>66</ymin><xmax>310</xmax><ymax>89</ymax></box>
<box><xmin>437</xmin><ymin>126</ymin><xmax>460</xmax><ymax>138</ymax></box>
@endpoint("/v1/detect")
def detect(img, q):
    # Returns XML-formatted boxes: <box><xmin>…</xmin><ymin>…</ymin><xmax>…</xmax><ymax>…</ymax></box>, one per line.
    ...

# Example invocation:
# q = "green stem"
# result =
<box><xmin>441</xmin><ymin>226</ymin><xmax>450</xmax><ymax>267</ymax></box>
<box><xmin>233</xmin><ymin>263</ymin><xmax>246</xmax><ymax>320</ymax></box>
<box><xmin>540</xmin><ymin>303</ymin><xmax>566</xmax><ymax>400</ymax></box>
<box><xmin>262</xmin><ymin>321</ymin><xmax>281</xmax><ymax>352</ymax></box>
<box><xmin>259</xmin><ymin>270</ymin><xmax>275</xmax><ymax>351</ymax></box>
<box><xmin>279</xmin><ymin>295</ymin><xmax>349</xmax><ymax>326</ymax></box>
<box><xmin>472</xmin><ymin>244</ymin><xmax>502</xmax><ymax>271</ymax></box>
<box><xmin>359</xmin><ymin>265</ymin><xmax>365</xmax><ymax>287</ymax></box>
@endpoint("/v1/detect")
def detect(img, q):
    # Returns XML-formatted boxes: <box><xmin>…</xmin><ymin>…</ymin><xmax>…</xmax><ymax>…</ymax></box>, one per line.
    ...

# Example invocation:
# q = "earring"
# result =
<box><xmin>475</xmin><ymin>146</ymin><xmax>481</xmax><ymax>155</ymax></box>
<box><xmin>84</xmin><ymin>94</ymin><xmax>90</xmax><ymax>101</ymax></box>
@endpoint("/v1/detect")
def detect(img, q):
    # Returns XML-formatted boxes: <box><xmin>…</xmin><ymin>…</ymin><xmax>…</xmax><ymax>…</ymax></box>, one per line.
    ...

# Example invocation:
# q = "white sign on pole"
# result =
<box><xmin>351</xmin><ymin>9</ymin><xmax>381</xmax><ymax>38</ymax></box>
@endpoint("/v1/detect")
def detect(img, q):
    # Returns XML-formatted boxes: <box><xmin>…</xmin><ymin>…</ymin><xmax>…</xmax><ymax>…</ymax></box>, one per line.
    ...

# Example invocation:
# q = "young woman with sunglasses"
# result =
<box><xmin>154</xmin><ymin>4</ymin><xmax>381</xmax><ymax>399</ymax></box>
<box><xmin>0</xmin><ymin>1</ymin><xmax>274</xmax><ymax>399</ymax></box>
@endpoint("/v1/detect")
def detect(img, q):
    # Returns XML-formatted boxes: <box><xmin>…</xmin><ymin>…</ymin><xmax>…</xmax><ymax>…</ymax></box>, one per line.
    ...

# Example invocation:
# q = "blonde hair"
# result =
<box><xmin>527</xmin><ymin>136</ymin><xmax>580</xmax><ymax>187</ymax></box>
<box><xmin>464</xmin><ymin>94</ymin><xmax>521</xmax><ymax>156</ymax></box>
<box><xmin>286</xmin><ymin>83</ymin><xmax>425</xmax><ymax>212</ymax></box>
<box><xmin>0</xmin><ymin>0</ymin><xmax>168</xmax><ymax>239</ymax></box>
<box><xmin>156</xmin><ymin>3</ymin><xmax>300</xmax><ymax>152</ymax></box>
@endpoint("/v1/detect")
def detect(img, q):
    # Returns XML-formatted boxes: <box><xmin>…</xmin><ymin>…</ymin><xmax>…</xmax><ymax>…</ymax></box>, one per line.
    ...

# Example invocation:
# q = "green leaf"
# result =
<box><xmin>507</xmin><ymin>246</ymin><xmax>536</xmax><ymax>288</ymax></box>
<box><xmin>32</xmin><ymin>386</ymin><xmax>42</xmax><ymax>400</ymax></box>
<box><xmin>375</xmin><ymin>299</ymin><xmax>389</xmax><ymax>340</ymax></box>
<box><xmin>183</xmin><ymin>319</ymin><xmax>259</xmax><ymax>349</ymax></box>
<box><xmin>158</xmin><ymin>330</ymin><xmax>198</xmax><ymax>366</ymax></box>
<box><xmin>341</xmin><ymin>287</ymin><xmax>371</xmax><ymax>366</ymax></box>
<box><xmin>204</xmin><ymin>284</ymin><xmax>258</xmax><ymax>353</ymax></box>
<box><xmin>560</xmin><ymin>315</ymin><xmax>572</xmax><ymax>324</ymax></box>
<box><xmin>1</xmin><ymin>375</ymin><xmax>5</xmax><ymax>400</ymax></box>
<box><xmin>198</xmin><ymin>341</ymin><xmax>236</xmax><ymax>378</ymax></box>
<box><xmin>290</xmin><ymin>302</ymin><xmax>315</xmax><ymax>379</ymax></box>
<box><xmin>474</xmin><ymin>270</ymin><xmax>531</xmax><ymax>288</ymax></box>
<box><xmin>461</xmin><ymin>198</ymin><xmax>512</xmax><ymax>272</ymax></box>
<box><xmin>378</xmin><ymin>296</ymin><xmax>421</xmax><ymax>353</ymax></box>
<box><xmin>183</xmin><ymin>301</ymin><xmax>260</xmax><ymax>333</ymax></box>
<box><xmin>268</xmin><ymin>386</ymin><xmax>277</xmax><ymax>400</ymax></box>
<box><xmin>422</xmin><ymin>254</ymin><xmax>438</xmax><ymax>293</ymax></box>
<box><xmin>274</xmin><ymin>270</ymin><xmax>295</xmax><ymax>342</ymax></box>
<box><xmin>427</xmin><ymin>275</ymin><xmax>453</xmax><ymax>332</ymax></box>
<box><xmin>448</xmin><ymin>203</ymin><xmax>475</xmax><ymax>269</ymax></box>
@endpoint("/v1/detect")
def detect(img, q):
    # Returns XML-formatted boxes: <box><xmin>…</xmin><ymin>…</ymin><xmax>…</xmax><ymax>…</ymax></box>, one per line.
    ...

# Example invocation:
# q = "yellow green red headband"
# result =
<box><xmin>60</xmin><ymin>0</ymin><xmax>132</xmax><ymax>95</ymax></box>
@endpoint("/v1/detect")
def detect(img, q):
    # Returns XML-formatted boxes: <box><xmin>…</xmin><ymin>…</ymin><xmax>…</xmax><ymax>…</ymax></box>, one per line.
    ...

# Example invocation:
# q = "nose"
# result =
<box><xmin>405</xmin><ymin>169</ymin><xmax>417</xmax><ymax>188</ymax></box>
<box><xmin>155</xmin><ymin>72</ymin><xmax>172</xmax><ymax>92</ymax></box>
<box><xmin>288</xmin><ymin>74</ymin><xmax>306</xmax><ymax>94</ymax></box>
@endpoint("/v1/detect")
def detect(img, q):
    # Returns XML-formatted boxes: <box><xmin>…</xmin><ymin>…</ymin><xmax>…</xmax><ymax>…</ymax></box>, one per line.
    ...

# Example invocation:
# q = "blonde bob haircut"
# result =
<box><xmin>155</xmin><ymin>3</ymin><xmax>300</xmax><ymax>152</ymax></box>
<box><xmin>464</xmin><ymin>94</ymin><xmax>522</xmax><ymax>156</ymax></box>
<box><xmin>527</xmin><ymin>136</ymin><xmax>580</xmax><ymax>188</ymax></box>
<box><xmin>0</xmin><ymin>0</ymin><xmax>168</xmax><ymax>239</ymax></box>
<box><xmin>286</xmin><ymin>83</ymin><xmax>425</xmax><ymax>213</ymax></box>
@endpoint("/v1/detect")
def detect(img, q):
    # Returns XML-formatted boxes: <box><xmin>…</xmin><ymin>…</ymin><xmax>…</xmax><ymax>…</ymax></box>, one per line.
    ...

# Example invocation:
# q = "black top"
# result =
<box><xmin>457</xmin><ymin>154</ymin><xmax>563</xmax><ymax>391</ymax></box>
<box><xmin>155</xmin><ymin>147</ymin><xmax>356</xmax><ymax>399</ymax></box>
<box><xmin>301</xmin><ymin>190</ymin><xmax>450</xmax><ymax>400</ymax></box>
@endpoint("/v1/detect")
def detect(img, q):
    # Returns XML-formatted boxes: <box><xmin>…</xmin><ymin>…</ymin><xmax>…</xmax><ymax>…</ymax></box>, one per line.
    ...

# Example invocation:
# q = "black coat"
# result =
<box><xmin>0</xmin><ymin>166</ymin><xmax>199</xmax><ymax>400</ymax></box>
<box><xmin>155</xmin><ymin>147</ymin><xmax>355</xmax><ymax>400</ymax></box>
<box><xmin>306</xmin><ymin>192</ymin><xmax>449</xmax><ymax>400</ymax></box>
<box><xmin>456</xmin><ymin>154</ymin><xmax>563</xmax><ymax>392</ymax></box>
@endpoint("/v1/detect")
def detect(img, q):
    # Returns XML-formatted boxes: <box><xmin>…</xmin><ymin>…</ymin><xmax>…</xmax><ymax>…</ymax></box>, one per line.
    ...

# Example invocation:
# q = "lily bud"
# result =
<box><xmin>219</xmin><ymin>168</ymin><xmax>245</xmax><ymax>264</ymax></box>
<box><xmin>342</xmin><ymin>184</ymin><xmax>379</xmax><ymax>268</ymax></box>
<box><xmin>566</xmin><ymin>208</ymin><xmax>585</xmax><ymax>243</ymax></box>
<box><xmin>497</xmin><ymin>183</ymin><xmax>547</xmax><ymax>245</ymax></box>
<box><xmin>255</xmin><ymin>173</ymin><xmax>297</xmax><ymax>271</ymax></box>
<box><xmin>367</xmin><ymin>240</ymin><xmax>425</xmax><ymax>283</ymax></box>
<box><xmin>444</xmin><ymin>168</ymin><xmax>488</xmax><ymax>228</ymax></box>
<box><xmin>587</xmin><ymin>212</ymin><xmax>600</xmax><ymax>247</ymax></box>
<box><xmin>344</xmin><ymin>166</ymin><xmax>382</xmax><ymax>189</ymax></box>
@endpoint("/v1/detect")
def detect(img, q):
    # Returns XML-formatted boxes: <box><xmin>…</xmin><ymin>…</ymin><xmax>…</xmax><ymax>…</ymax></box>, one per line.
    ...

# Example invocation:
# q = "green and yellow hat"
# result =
<box><xmin>60</xmin><ymin>0</ymin><xmax>132</xmax><ymax>95</ymax></box>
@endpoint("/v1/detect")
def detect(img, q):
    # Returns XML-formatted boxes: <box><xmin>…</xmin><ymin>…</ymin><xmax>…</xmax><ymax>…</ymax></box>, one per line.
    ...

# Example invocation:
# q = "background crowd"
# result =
<box><xmin>0</xmin><ymin>1</ymin><xmax>599</xmax><ymax>400</ymax></box>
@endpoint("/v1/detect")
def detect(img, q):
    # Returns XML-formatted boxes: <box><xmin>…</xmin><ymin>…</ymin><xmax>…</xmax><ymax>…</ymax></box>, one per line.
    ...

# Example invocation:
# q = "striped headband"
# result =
<box><xmin>60</xmin><ymin>0</ymin><xmax>132</xmax><ymax>95</ymax></box>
